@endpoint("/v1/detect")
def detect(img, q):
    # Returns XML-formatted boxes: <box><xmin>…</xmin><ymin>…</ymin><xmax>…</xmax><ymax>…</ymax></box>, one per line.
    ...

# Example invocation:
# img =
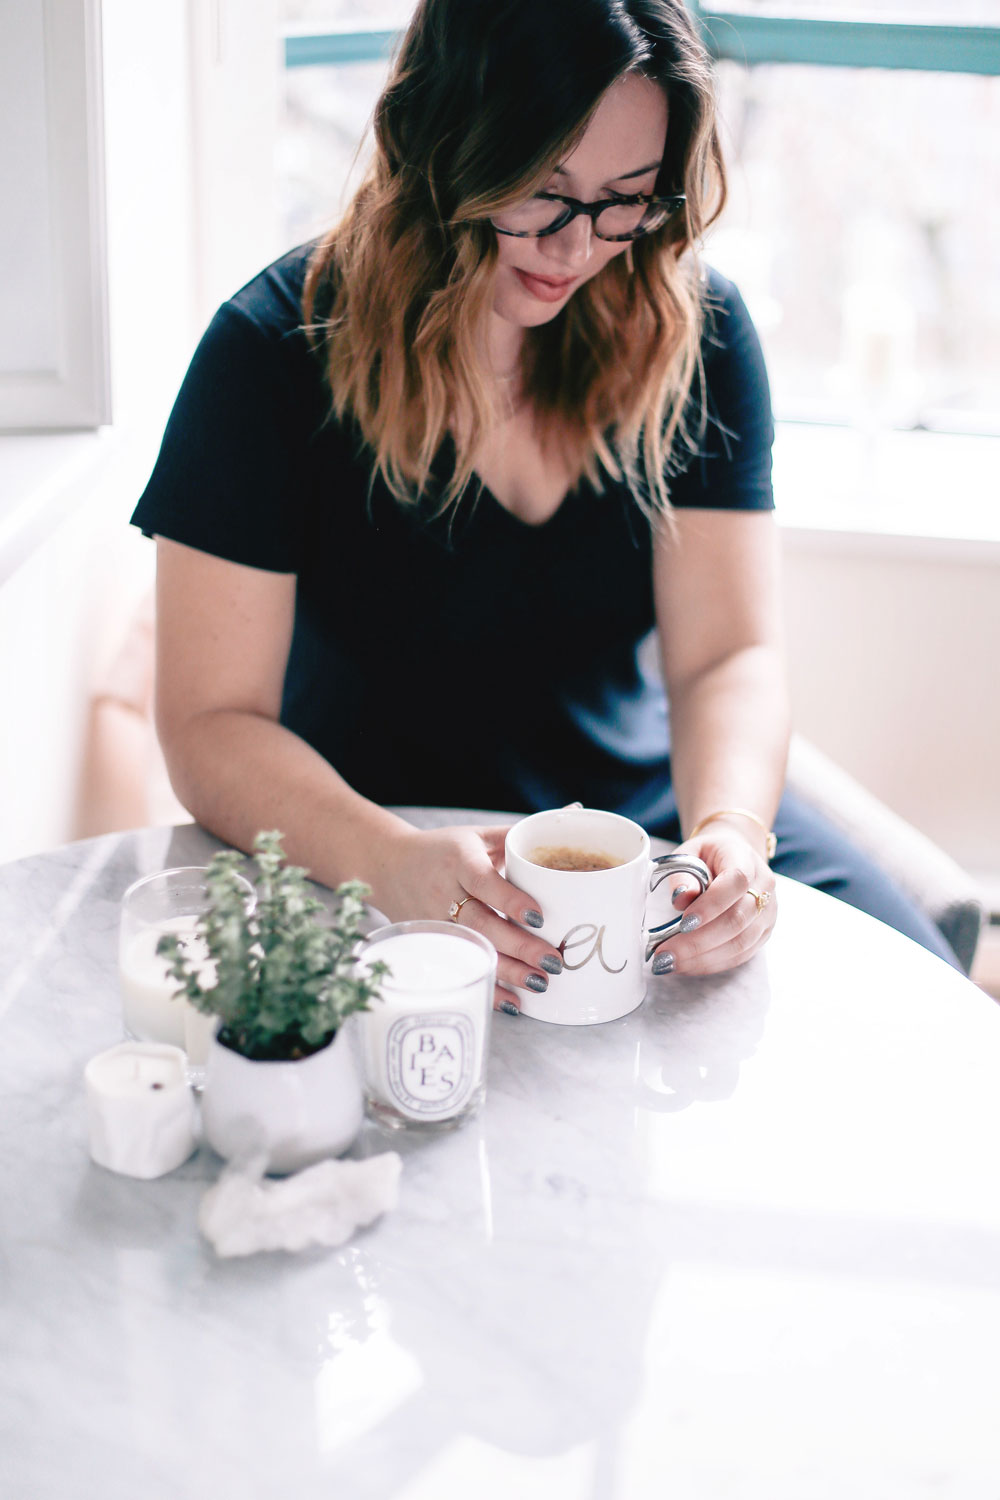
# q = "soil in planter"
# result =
<box><xmin>216</xmin><ymin>1024</ymin><xmax>337</xmax><ymax>1063</ymax></box>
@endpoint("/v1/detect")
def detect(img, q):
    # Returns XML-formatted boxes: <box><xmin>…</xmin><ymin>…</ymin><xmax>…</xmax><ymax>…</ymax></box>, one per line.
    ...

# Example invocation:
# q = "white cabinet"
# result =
<box><xmin>0</xmin><ymin>0</ymin><xmax>110</xmax><ymax>430</ymax></box>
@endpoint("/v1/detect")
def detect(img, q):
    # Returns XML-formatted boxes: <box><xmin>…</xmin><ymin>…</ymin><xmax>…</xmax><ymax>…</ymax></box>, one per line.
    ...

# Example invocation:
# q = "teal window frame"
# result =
<box><xmin>283</xmin><ymin>9</ymin><xmax>1000</xmax><ymax>73</ymax></box>
<box><xmin>690</xmin><ymin>6</ymin><xmax>1000</xmax><ymax>74</ymax></box>
<box><xmin>283</xmin><ymin>27</ymin><xmax>397</xmax><ymax>68</ymax></box>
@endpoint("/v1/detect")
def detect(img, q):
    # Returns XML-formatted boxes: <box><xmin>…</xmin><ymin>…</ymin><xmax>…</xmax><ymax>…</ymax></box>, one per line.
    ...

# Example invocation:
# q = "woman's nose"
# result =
<box><xmin>542</xmin><ymin>212</ymin><xmax>594</xmax><ymax>267</ymax></box>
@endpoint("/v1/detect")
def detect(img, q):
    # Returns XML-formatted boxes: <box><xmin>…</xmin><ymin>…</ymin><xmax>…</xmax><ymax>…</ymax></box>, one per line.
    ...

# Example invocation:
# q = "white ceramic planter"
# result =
<box><xmin>200</xmin><ymin>1020</ymin><xmax>363</xmax><ymax>1175</ymax></box>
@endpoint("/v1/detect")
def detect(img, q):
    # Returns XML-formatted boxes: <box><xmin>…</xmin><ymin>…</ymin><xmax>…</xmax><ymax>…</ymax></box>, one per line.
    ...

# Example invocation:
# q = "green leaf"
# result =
<box><xmin>156</xmin><ymin>831</ymin><xmax>389</xmax><ymax>1059</ymax></box>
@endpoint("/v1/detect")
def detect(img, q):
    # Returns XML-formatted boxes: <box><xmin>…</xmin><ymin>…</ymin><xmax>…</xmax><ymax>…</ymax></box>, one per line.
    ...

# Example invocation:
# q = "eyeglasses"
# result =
<box><xmin>490</xmin><ymin>191</ymin><xmax>686</xmax><ymax>242</ymax></box>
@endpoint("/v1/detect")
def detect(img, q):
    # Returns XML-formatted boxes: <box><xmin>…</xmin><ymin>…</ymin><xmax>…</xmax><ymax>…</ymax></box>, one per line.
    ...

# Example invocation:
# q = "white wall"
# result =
<box><xmin>102</xmin><ymin>0</ymin><xmax>279</xmax><ymax>424</ymax></box>
<box><xmin>0</xmin><ymin>0</ymin><xmax>279</xmax><ymax>866</ymax></box>
<box><xmin>782</xmin><ymin>531</ymin><xmax>1000</xmax><ymax>885</ymax></box>
<box><xmin>102</xmin><ymin>0</ymin><xmax>197</xmax><ymax>426</ymax></box>
<box><xmin>0</xmin><ymin>447</ymin><xmax>150</xmax><ymax>860</ymax></box>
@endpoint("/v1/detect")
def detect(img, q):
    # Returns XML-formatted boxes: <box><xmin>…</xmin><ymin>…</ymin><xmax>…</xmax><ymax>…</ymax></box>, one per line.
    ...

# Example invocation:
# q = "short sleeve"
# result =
<box><xmin>130</xmin><ymin>304</ymin><xmax>307</xmax><ymax>572</ymax></box>
<box><xmin>668</xmin><ymin>270</ymin><xmax>775</xmax><ymax>512</ymax></box>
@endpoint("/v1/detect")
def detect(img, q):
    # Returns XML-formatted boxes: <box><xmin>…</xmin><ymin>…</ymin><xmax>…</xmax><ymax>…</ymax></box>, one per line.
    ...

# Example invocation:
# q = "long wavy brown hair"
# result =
<box><xmin>302</xmin><ymin>0</ymin><xmax>727</xmax><ymax>516</ymax></box>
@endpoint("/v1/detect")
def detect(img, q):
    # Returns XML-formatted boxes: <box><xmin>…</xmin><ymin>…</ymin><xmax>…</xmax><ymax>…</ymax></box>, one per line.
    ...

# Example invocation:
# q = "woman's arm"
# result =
<box><xmin>154</xmin><ymin>537</ymin><xmax>561</xmax><ymax>1006</ymax></box>
<box><xmin>653</xmin><ymin>507</ymin><xmax>790</xmax><ymax>973</ymax></box>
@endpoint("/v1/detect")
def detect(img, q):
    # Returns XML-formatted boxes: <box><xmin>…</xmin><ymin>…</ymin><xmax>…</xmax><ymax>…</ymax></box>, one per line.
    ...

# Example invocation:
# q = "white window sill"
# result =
<box><xmin>774</xmin><ymin>422</ymin><xmax>1000</xmax><ymax>563</ymax></box>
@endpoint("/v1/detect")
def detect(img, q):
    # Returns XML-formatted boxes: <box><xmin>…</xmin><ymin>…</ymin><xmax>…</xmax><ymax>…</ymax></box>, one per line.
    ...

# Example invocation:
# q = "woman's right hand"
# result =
<box><xmin>373</xmin><ymin>823</ymin><xmax>563</xmax><ymax>1013</ymax></box>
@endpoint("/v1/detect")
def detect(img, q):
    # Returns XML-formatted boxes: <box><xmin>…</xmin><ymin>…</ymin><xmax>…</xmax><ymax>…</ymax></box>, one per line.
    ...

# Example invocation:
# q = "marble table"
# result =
<box><xmin>2</xmin><ymin>814</ymin><xmax>1000</xmax><ymax>1500</ymax></box>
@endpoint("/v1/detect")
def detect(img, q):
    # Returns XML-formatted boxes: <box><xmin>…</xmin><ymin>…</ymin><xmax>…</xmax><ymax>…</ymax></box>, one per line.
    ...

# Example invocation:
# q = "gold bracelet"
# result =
<box><xmin>687</xmin><ymin>808</ymin><xmax>777</xmax><ymax>862</ymax></box>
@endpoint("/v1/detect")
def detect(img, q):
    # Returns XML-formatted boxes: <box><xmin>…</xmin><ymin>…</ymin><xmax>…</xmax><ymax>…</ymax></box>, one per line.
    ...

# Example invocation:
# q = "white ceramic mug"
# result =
<box><xmin>505</xmin><ymin>807</ymin><xmax>711</xmax><ymax>1025</ymax></box>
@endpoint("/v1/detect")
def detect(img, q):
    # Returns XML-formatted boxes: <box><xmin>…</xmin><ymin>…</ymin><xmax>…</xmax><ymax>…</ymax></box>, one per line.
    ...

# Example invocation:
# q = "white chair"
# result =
<box><xmin>786</xmin><ymin>732</ymin><xmax>983</xmax><ymax>973</ymax></box>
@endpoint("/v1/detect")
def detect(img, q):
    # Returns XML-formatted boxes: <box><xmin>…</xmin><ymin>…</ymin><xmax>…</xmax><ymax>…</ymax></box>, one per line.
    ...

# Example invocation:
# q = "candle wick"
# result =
<box><xmin>151</xmin><ymin>1082</ymin><xmax>164</xmax><ymax>1090</ymax></box>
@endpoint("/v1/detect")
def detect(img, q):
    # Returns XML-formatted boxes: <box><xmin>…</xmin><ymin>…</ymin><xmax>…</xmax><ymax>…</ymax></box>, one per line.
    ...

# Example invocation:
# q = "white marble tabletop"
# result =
<box><xmin>2</xmin><ymin>815</ymin><xmax>999</xmax><ymax>1500</ymax></box>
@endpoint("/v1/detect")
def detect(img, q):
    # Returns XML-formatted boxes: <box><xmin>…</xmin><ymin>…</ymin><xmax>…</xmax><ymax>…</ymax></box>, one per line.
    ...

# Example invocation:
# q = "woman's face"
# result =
<box><xmin>491</xmin><ymin>72</ymin><xmax>668</xmax><ymax>332</ymax></box>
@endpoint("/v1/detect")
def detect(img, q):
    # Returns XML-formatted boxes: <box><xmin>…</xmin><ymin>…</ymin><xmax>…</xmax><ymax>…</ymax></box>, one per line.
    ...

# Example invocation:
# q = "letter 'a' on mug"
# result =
<box><xmin>505</xmin><ymin>807</ymin><xmax>710</xmax><ymax>1026</ymax></box>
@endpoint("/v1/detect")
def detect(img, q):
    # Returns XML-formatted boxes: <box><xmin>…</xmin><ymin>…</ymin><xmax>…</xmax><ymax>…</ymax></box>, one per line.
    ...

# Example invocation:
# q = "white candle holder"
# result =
<box><xmin>84</xmin><ymin>1042</ymin><xmax>198</xmax><ymax>1179</ymax></box>
<box><xmin>359</xmin><ymin>920</ymin><xmax>497</xmax><ymax>1131</ymax></box>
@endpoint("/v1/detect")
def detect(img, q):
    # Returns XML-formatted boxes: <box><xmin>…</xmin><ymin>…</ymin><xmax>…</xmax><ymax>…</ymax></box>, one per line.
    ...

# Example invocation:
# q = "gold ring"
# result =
<box><xmin>448</xmin><ymin>896</ymin><xmax>473</xmax><ymax>923</ymax></box>
<box><xmin>747</xmin><ymin>887</ymin><xmax>771</xmax><ymax>916</ymax></box>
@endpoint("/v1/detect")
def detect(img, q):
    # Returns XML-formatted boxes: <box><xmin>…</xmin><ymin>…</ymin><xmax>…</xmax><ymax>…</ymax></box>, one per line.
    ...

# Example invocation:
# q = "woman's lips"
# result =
<box><xmin>514</xmin><ymin>268</ymin><xmax>578</xmax><ymax>303</ymax></box>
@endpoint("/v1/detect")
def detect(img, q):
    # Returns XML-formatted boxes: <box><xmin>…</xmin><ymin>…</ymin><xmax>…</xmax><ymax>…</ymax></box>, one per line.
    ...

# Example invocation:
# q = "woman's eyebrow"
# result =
<box><xmin>552</xmin><ymin>161</ymin><xmax>661</xmax><ymax>182</ymax></box>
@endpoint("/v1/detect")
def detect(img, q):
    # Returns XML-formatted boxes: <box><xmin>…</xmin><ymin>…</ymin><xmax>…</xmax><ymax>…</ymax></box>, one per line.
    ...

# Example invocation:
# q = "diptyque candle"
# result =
<box><xmin>360</xmin><ymin>922</ymin><xmax>497</xmax><ymax>1128</ymax></box>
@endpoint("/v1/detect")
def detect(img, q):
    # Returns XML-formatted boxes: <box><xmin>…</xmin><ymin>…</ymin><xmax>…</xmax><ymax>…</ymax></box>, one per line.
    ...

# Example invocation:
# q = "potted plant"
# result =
<box><xmin>158</xmin><ymin>830</ymin><xmax>388</xmax><ymax>1174</ymax></box>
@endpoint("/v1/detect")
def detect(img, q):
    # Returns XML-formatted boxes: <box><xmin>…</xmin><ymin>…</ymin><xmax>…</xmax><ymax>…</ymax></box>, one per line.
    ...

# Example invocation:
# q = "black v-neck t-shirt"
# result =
<box><xmin>132</xmin><ymin>243</ymin><xmax>774</xmax><ymax>823</ymax></box>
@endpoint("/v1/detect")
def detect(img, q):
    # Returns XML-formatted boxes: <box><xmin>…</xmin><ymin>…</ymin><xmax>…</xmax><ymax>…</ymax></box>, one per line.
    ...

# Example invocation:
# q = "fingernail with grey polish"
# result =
<box><xmin>652</xmin><ymin>951</ymin><xmax>675</xmax><ymax>976</ymax></box>
<box><xmin>523</xmin><ymin>909</ymin><xmax>544</xmax><ymax>929</ymax></box>
<box><xmin>524</xmin><ymin>972</ymin><xmax>548</xmax><ymax>993</ymax></box>
<box><xmin>672</xmin><ymin>883</ymin><xmax>693</xmax><ymax>906</ymax></box>
<box><xmin>539</xmin><ymin>954</ymin><xmax>563</xmax><ymax>975</ymax></box>
<box><xmin>500</xmin><ymin>1000</ymin><xmax>520</xmax><ymax>1017</ymax></box>
<box><xmin>680</xmin><ymin>914</ymin><xmax>701</xmax><ymax>933</ymax></box>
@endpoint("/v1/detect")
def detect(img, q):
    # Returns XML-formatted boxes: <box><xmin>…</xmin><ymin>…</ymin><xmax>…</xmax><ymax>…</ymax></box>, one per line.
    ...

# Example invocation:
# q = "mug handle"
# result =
<box><xmin>644</xmin><ymin>854</ymin><xmax>712</xmax><ymax>962</ymax></box>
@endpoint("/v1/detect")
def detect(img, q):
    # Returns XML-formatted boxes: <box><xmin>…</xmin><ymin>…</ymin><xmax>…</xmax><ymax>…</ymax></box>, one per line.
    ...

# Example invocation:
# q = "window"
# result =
<box><xmin>276</xmin><ymin>1</ymin><xmax>1000</xmax><ymax>530</ymax></box>
<box><xmin>709</xmin><ymin>61</ymin><xmax>1000</xmax><ymax>436</ymax></box>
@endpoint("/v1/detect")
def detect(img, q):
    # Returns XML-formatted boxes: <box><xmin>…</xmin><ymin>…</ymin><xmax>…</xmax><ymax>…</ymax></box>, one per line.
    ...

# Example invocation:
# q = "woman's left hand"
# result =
<box><xmin>652</xmin><ymin>825</ymin><xmax>777</xmax><ymax>976</ymax></box>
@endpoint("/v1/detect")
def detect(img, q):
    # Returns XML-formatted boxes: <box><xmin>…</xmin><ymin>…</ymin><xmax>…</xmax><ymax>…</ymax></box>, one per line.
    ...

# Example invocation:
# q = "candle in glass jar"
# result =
<box><xmin>360</xmin><ymin>924</ymin><xmax>496</xmax><ymax>1128</ymax></box>
<box><xmin>119</xmin><ymin>913</ymin><xmax>216</xmax><ymax>1048</ymax></box>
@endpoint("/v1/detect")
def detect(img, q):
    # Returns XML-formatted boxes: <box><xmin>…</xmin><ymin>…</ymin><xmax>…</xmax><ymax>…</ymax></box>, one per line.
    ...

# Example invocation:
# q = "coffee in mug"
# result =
<box><xmin>505</xmin><ymin>807</ymin><xmax>711</xmax><ymax>1026</ymax></box>
<box><xmin>528</xmin><ymin>846</ymin><xmax>624</xmax><ymax>873</ymax></box>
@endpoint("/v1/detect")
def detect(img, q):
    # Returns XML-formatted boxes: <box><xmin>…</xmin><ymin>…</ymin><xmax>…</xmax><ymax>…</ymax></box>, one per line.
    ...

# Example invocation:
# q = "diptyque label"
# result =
<box><xmin>385</xmin><ymin>1012</ymin><xmax>476</xmax><ymax>1118</ymax></box>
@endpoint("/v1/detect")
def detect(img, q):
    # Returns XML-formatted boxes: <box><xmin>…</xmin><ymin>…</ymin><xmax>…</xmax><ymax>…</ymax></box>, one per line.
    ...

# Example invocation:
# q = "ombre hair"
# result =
<box><xmin>302</xmin><ymin>0</ymin><xmax>727</xmax><ymax>516</ymax></box>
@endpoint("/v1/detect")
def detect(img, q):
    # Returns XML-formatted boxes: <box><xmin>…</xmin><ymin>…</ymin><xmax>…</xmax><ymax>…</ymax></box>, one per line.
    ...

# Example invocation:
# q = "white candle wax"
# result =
<box><xmin>183</xmin><ymin>1004</ymin><xmax>219</xmax><ymax>1067</ymax></box>
<box><xmin>119</xmin><ymin>914</ymin><xmax>216</xmax><ymax>1049</ymax></box>
<box><xmin>362</xmin><ymin>931</ymin><xmax>493</xmax><ymax>1123</ymax></box>
<box><xmin>84</xmin><ymin>1042</ymin><xmax>198</xmax><ymax>1178</ymax></box>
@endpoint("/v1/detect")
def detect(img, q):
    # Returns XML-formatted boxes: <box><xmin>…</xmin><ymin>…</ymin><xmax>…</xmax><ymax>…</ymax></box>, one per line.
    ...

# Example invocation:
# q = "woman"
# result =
<box><xmin>133</xmin><ymin>0</ymin><xmax>958</xmax><ymax>1009</ymax></box>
